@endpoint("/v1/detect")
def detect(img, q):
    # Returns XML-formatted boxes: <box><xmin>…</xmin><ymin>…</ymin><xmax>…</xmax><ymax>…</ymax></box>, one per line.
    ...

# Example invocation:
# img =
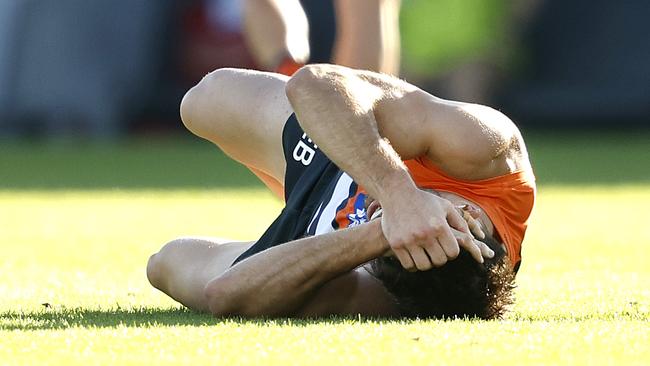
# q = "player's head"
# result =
<box><xmin>368</xmin><ymin>235</ymin><xmax>515</xmax><ymax>319</ymax></box>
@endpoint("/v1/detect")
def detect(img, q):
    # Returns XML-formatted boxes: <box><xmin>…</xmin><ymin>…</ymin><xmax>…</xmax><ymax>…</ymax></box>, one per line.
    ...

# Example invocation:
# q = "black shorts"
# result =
<box><xmin>282</xmin><ymin>113</ymin><xmax>323</xmax><ymax>200</ymax></box>
<box><xmin>232</xmin><ymin>114</ymin><xmax>341</xmax><ymax>265</ymax></box>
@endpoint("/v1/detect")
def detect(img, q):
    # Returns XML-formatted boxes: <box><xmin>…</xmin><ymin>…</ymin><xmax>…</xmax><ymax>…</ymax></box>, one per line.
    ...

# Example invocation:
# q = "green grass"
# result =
<box><xmin>400</xmin><ymin>0</ymin><xmax>509</xmax><ymax>77</ymax></box>
<box><xmin>1</xmin><ymin>133</ymin><xmax>649</xmax><ymax>365</ymax></box>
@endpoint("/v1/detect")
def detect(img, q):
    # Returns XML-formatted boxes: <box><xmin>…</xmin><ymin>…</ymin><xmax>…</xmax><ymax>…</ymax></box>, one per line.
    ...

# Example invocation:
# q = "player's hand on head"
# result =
<box><xmin>379</xmin><ymin>189</ymin><xmax>490</xmax><ymax>271</ymax></box>
<box><xmin>449</xmin><ymin>227</ymin><xmax>494</xmax><ymax>263</ymax></box>
<box><xmin>453</xmin><ymin>204</ymin><xmax>494</xmax><ymax>260</ymax></box>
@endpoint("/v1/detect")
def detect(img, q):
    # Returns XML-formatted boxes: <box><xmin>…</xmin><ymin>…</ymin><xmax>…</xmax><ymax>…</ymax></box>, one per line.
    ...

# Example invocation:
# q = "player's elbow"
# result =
<box><xmin>285</xmin><ymin>64</ymin><xmax>332</xmax><ymax>105</ymax></box>
<box><xmin>285</xmin><ymin>65</ymin><xmax>314</xmax><ymax>103</ymax></box>
<box><xmin>204</xmin><ymin>276</ymin><xmax>248</xmax><ymax>316</ymax></box>
<box><xmin>204</xmin><ymin>276</ymin><xmax>272</xmax><ymax>317</ymax></box>
<box><xmin>204</xmin><ymin>279</ymin><xmax>231</xmax><ymax>316</ymax></box>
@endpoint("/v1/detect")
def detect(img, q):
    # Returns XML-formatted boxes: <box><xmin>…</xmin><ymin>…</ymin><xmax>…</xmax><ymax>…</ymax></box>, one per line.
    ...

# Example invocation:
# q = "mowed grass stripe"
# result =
<box><xmin>2</xmin><ymin>319</ymin><xmax>648</xmax><ymax>365</ymax></box>
<box><xmin>1</xmin><ymin>186</ymin><xmax>649</xmax><ymax>364</ymax></box>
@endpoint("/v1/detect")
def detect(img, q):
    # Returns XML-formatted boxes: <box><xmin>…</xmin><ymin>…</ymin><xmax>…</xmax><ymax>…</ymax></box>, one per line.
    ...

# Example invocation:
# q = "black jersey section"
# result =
<box><xmin>283</xmin><ymin>113</ymin><xmax>316</xmax><ymax>200</ymax></box>
<box><xmin>232</xmin><ymin>114</ymin><xmax>341</xmax><ymax>265</ymax></box>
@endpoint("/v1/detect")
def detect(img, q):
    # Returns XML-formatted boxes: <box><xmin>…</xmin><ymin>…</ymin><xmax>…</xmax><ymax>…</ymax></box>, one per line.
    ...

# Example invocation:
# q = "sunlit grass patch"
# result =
<box><xmin>2</xmin><ymin>131</ymin><xmax>650</xmax><ymax>365</ymax></box>
<box><xmin>1</xmin><ymin>186</ymin><xmax>649</xmax><ymax>365</ymax></box>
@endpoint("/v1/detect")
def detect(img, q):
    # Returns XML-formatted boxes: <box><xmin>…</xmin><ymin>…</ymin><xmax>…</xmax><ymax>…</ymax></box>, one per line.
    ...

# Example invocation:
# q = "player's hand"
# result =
<box><xmin>457</xmin><ymin>204</ymin><xmax>485</xmax><ymax>240</ymax></box>
<box><xmin>451</xmin><ymin>226</ymin><xmax>494</xmax><ymax>260</ymax></box>
<box><xmin>380</xmin><ymin>188</ymin><xmax>489</xmax><ymax>271</ymax></box>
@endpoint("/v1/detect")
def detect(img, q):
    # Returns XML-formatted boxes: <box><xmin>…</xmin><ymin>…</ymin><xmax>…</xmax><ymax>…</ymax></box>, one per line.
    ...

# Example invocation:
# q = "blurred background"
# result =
<box><xmin>1</xmin><ymin>0</ymin><xmax>648</xmax><ymax>139</ymax></box>
<box><xmin>0</xmin><ymin>0</ymin><xmax>648</xmax><ymax>188</ymax></box>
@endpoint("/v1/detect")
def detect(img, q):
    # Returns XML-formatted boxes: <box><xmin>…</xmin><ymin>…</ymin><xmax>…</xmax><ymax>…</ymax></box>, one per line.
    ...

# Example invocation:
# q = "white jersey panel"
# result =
<box><xmin>313</xmin><ymin>173</ymin><xmax>354</xmax><ymax>235</ymax></box>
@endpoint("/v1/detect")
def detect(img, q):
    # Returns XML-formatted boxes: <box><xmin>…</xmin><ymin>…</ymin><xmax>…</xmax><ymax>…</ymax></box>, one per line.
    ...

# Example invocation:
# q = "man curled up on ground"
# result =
<box><xmin>146</xmin><ymin>64</ymin><xmax>536</xmax><ymax>319</ymax></box>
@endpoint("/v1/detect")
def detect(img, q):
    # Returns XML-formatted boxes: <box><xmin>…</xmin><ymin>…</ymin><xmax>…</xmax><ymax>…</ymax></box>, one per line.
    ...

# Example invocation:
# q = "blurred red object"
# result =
<box><xmin>179</xmin><ymin>0</ymin><xmax>257</xmax><ymax>85</ymax></box>
<box><xmin>276</xmin><ymin>58</ymin><xmax>304</xmax><ymax>76</ymax></box>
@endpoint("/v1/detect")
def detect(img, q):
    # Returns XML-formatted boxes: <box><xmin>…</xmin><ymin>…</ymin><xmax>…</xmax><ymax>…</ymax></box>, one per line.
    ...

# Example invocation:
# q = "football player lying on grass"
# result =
<box><xmin>146</xmin><ymin>64</ymin><xmax>535</xmax><ymax>318</ymax></box>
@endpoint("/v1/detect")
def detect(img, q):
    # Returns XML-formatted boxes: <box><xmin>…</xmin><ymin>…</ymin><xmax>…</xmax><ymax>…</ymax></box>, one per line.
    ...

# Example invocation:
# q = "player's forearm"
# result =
<box><xmin>205</xmin><ymin>220</ymin><xmax>388</xmax><ymax>317</ymax></box>
<box><xmin>285</xmin><ymin>65</ymin><xmax>418</xmax><ymax>203</ymax></box>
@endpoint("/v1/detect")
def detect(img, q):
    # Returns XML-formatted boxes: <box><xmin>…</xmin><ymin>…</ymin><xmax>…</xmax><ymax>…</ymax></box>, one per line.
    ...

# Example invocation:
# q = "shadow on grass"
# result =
<box><xmin>1</xmin><ymin>307</ymin><xmax>213</xmax><ymax>330</ymax></box>
<box><xmin>0</xmin><ymin>307</ymin><xmax>396</xmax><ymax>330</ymax></box>
<box><xmin>3</xmin><ymin>304</ymin><xmax>647</xmax><ymax>330</ymax></box>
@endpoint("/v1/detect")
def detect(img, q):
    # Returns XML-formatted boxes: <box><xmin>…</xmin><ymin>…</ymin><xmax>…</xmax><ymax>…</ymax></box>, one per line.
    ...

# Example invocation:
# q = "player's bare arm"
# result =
<box><xmin>204</xmin><ymin>219</ymin><xmax>392</xmax><ymax>317</ymax></box>
<box><xmin>148</xmin><ymin>220</ymin><xmax>395</xmax><ymax>317</ymax></box>
<box><xmin>148</xmin><ymin>214</ymin><xmax>483</xmax><ymax>317</ymax></box>
<box><xmin>285</xmin><ymin>64</ymin><xmax>524</xmax><ymax>270</ymax></box>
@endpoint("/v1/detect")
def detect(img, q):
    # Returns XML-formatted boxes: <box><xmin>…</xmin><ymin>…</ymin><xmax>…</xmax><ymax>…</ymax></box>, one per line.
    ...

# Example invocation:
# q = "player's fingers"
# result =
<box><xmin>424</xmin><ymin>239</ymin><xmax>447</xmax><ymax>267</ymax></box>
<box><xmin>446</xmin><ymin>205</ymin><xmax>471</xmax><ymax>235</ymax></box>
<box><xmin>437</xmin><ymin>226</ymin><xmax>460</xmax><ymax>260</ymax></box>
<box><xmin>409</xmin><ymin>246</ymin><xmax>433</xmax><ymax>271</ymax></box>
<box><xmin>393</xmin><ymin>248</ymin><xmax>416</xmax><ymax>271</ymax></box>
<box><xmin>463</xmin><ymin>211</ymin><xmax>485</xmax><ymax>239</ymax></box>
<box><xmin>479</xmin><ymin>240</ymin><xmax>495</xmax><ymax>259</ymax></box>
<box><xmin>457</xmin><ymin>234</ymin><xmax>484</xmax><ymax>264</ymax></box>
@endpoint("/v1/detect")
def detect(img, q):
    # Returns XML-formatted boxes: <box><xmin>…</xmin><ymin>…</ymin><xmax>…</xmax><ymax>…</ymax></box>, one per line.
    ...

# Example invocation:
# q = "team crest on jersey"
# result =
<box><xmin>347</xmin><ymin>193</ymin><xmax>367</xmax><ymax>227</ymax></box>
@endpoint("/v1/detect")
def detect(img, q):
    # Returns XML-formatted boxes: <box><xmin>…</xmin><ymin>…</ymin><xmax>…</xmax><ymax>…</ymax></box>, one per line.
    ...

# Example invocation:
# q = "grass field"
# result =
<box><xmin>1</xmin><ymin>132</ymin><xmax>649</xmax><ymax>365</ymax></box>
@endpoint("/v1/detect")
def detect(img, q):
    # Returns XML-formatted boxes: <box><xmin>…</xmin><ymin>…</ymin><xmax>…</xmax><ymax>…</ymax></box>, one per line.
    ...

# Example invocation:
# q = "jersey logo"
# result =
<box><xmin>346</xmin><ymin>193</ymin><xmax>367</xmax><ymax>228</ymax></box>
<box><xmin>292</xmin><ymin>133</ymin><xmax>318</xmax><ymax>166</ymax></box>
<box><xmin>347</xmin><ymin>208</ymin><xmax>367</xmax><ymax>227</ymax></box>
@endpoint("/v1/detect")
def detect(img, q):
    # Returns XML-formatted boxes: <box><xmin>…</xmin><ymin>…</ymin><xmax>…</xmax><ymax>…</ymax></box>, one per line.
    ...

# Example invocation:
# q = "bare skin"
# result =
<box><xmin>286</xmin><ymin>65</ymin><xmax>529</xmax><ymax>270</ymax></box>
<box><xmin>147</xmin><ymin>238</ymin><xmax>255</xmax><ymax>312</ymax></box>
<box><xmin>242</xmin><ymin>0</ymin><xmax>310</xmax><ymax>69</ymax></box>
<box><xmin>147</xmin><ymin>212</ymin><xmax>478</xmax><ymax>317</ymax></box>
<box><xmin>147</xmin><ymin>221</ymin><xmax>402</xmax><ymax>317</ymax></box>
<box><xmin>332</xmin><ymin>0</ymin><xmax>401</xmax><ymax>74</ymax></box>
<box><xmin>149</xmin><ymin>65</ymin><xmax>532</xmax><ymax>317</ymax></box>
<box><xmin>243</xmin><ymin>0</ymin><xmax>401</xmax><ymax>75</ymax></box>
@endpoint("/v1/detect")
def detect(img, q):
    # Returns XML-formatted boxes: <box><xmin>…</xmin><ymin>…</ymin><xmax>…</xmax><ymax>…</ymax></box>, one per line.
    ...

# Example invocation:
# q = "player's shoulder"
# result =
<box><xmin>422</xmin><ymin>98</ymin><xmax>530</xmax><ymax>177</ymax></box>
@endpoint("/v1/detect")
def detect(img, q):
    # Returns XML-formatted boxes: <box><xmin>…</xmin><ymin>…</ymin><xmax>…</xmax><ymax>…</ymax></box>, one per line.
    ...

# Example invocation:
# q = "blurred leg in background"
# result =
<box><xmin>242</xmin><ymin>0</ymin><xmax>310</xmax><ymax>74</ymax></box>
<box><xmin>331</xmin><ymin>0</ymin><xmax>400</xmax><ymax>75</ymax></box>
<box><xmin>242</xmin><ymin>0</ymin><xmax>401</xmax><ymax>75</ymax></box>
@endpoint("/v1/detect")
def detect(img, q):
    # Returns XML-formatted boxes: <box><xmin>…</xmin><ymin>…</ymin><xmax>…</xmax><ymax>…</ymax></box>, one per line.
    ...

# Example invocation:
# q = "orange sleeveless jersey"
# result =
<box><xmin>402</xmin><ymin>157</ymin><xmax>536</xmax><ymax>267</ymax></box>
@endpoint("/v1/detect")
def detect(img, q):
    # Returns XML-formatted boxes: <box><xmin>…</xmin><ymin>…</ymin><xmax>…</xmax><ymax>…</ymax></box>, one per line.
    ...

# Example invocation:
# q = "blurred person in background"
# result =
<box><xmin>242</xmin><ymin>0</ymin><xmax>401</xmax><ymax>75</ymax></box>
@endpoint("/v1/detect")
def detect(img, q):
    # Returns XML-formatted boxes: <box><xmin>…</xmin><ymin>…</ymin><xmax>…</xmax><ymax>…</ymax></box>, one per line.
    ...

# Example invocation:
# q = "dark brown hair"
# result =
<box><xmin>369</xmin><ymin>236</ymin><xmax>515</xmax><ymax>319</ymax></box>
